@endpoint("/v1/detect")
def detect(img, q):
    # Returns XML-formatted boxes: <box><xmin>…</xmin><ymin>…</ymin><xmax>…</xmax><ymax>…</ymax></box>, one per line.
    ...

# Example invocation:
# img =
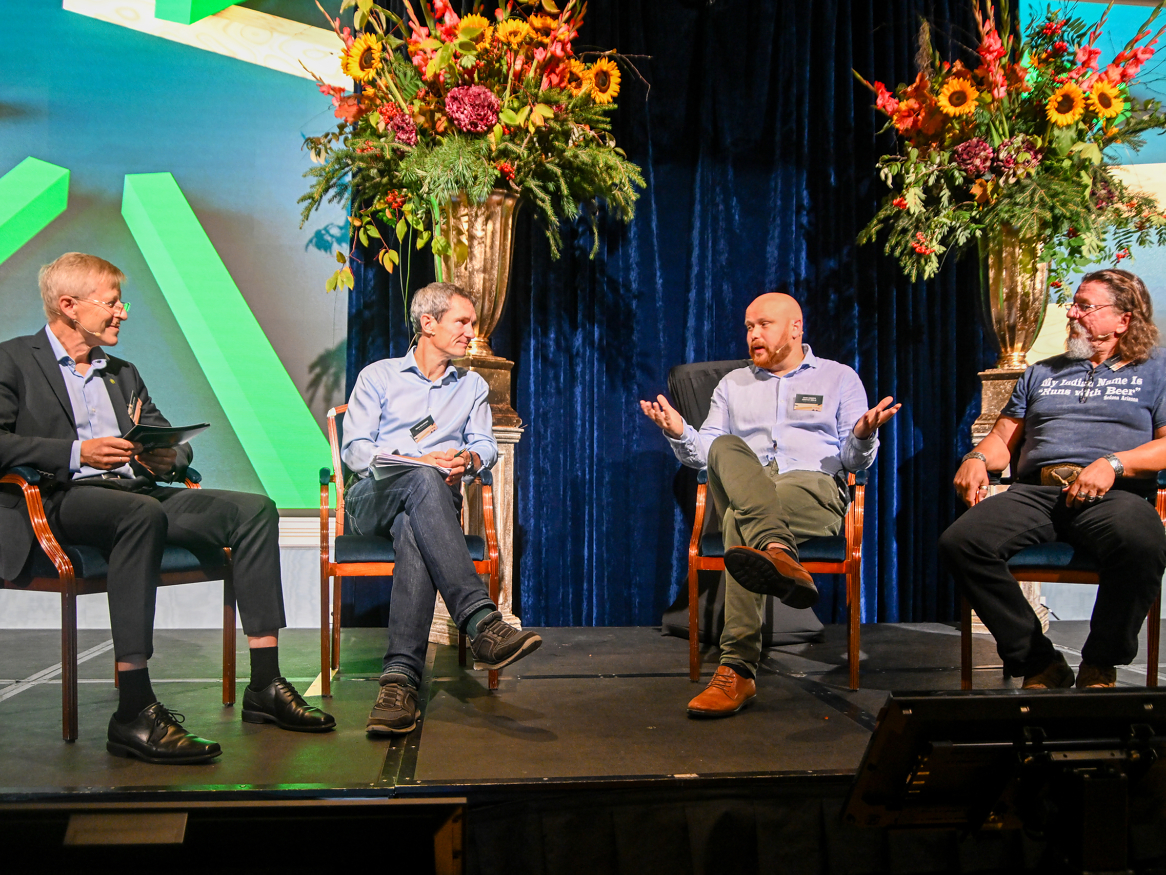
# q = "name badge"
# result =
<box><xmin>410</xmin><ymin>415</ymin><xmax>437</xmax><ymax>443</ymax></box>
<box><xmin>793</xmin><ymin>393</ymin><xmax>824</xmax><ymax>412</ymax></box>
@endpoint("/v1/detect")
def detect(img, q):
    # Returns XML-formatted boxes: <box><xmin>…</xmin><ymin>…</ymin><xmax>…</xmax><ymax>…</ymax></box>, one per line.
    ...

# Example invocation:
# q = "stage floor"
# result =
<box><xmin>1</xmin><ymin>620</ymin><xmax>1163</xmax><ymax>799</ymax></box>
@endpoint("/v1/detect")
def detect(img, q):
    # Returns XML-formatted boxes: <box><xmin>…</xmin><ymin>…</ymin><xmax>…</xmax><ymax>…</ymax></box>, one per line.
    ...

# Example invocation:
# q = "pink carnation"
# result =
<box><xmin>389</xmin><ymin>113</ymin><xmax>418</xmax><ymax>146</ymax></box>
<box><xmin>444</xmin><ymin>85</ymin><xmax>500</xmax><ymax>134</ymax></box>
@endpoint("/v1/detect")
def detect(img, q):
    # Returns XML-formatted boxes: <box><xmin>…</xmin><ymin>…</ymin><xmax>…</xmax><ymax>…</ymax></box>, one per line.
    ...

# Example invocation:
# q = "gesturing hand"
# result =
<box><xmin>853</xmin><ymin>396</ymin><xmax>902</xmax><ymax>440</ymax></box>
<box><xmin>639</xmin><ymin>394</ymin><xmax>685</xmax><ymax>439</ymax></box>
<box><xmin>79</xmin><ymin>437</ymin><xmax>142</xmax><ymax>470</ymax></box>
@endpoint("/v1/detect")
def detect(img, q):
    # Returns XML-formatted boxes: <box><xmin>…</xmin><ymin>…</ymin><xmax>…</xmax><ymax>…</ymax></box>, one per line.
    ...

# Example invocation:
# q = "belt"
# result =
<box><xmin>1040</xmin><ymin>464</ymin><xmax>1083</xmax><ymax>487</ymax></box>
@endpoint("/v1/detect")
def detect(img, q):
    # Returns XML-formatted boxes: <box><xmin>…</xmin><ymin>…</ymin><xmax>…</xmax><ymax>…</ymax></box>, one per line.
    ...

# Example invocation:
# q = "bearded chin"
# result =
<box><xmin>1066</xmin><ymin>326</ymin><xmax>1094</xmax><ymax>360</ymax></box>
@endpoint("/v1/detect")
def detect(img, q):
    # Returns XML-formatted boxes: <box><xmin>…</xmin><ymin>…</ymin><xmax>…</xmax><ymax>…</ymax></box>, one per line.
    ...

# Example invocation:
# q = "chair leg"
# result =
<box><xmin>320</xmin><ymin>570</ymin><xmax>331</xmax><ymax>698</ymax></box>
<box><xmin>61</xmin><ymin>592</ymin><xmax>78</xmax><ymax>743</ymax></box>
<box><xmin>1147</xmin><ymin>593</ymin><xmax>1162</xmax><ymax>688</ymax></box>
<box><xmin>331</xmin><ymin>575</ymin><xmax>343</xmax><ymax>672</ymax></box>
<box><xmin>847</xmin><ymin>568</ymin><xmax>860</xmax><ymax>692</ymax></box>
<box><xmin>223</xmin><ymin>573</ymin><xmax>237</xmax><ymax>706</ymax></box>
<box><xmin>487</xmin><ymin>563</ymin><xmax>499</xmax><ymax>690</ymax></box>
<box><xmin>960</xmin><ymin>596</ymin><xmax>973</xmax><ymax>691</ymax></box>
<box><xmin>688</xmin><ymin>564</ymin><xmax>700</xmax><ymax>682</ymax></box>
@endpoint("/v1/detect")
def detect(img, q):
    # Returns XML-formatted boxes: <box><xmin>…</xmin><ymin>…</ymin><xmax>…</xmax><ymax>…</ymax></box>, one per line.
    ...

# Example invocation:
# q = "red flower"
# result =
<box><xmin>892</xmin><ymin>196</ymin><xmax>908</xmax><ymax>209</ymax></box>
<box><xmin>978</xmin><ymin>29</ymin><xmax>1006</xmax><ymax>65</ymax></box>
<box><xmin>874</xmin><ymin>80</ymin><xmax>899</xmax><ymax>115</ymax></box>
<box><xmin>445</xmin><ymin>85</ymin><xmax>500</xmax><ymax>133</ymax></box>
<box><xmin>1116</xmin><ymin>248</ymin><xmax>1131</xmax><ymax>261</ymax></box>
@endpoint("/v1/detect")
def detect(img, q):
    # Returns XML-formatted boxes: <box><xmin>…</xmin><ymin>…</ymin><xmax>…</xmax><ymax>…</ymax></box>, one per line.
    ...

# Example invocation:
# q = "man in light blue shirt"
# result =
<box><xmin>342</xmin><ymin>282</ymin><xmax>540</xmax><ymax>735</ymax></box>
<box><xmin>642</xmin><ymin>293</ymin><xmax>898</xmax><ymax>716</ymax></box>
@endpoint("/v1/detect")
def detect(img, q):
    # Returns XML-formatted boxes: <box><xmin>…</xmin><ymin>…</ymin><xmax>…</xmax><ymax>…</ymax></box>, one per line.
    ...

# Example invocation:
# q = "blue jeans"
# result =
<box><xmin>345</xmin><ymin>467</ymin><xmax>494</xmax><ymax>687</ymax></box>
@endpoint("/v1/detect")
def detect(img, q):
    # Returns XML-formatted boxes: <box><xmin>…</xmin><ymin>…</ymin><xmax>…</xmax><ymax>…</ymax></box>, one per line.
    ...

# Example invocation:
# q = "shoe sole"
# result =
<box><xmin>724</xmin><ymin>549</ymin><xmax>818</xmax><ymax>608</ymax></box>
<box><xmin>686</xmin><ymin>696</ymin><xmax>756</xmax><ymax>719</ymax></box>
<box><xmin>106</xmin><ymin>741</ymin><xmax>221</xmax><ymax>765</ymax></box>
<box><xmin>365</xmin><ymin>719</ymin><xmax>417</xmax><ymax>736</ymax></box>
<box><xmin>241</xmin><ymin>709</ymin><xmax>337</xmax><ymax>732</ymax></box>
<box><xmin>473</xmin><ymin>634</ymin><xmax>542</xmax><ymax>671</ymax></box>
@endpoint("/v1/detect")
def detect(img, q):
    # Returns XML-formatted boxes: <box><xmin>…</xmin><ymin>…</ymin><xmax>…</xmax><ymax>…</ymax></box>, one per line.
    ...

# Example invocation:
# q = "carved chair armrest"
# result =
<box><xmin>0</xmin><ymin>468</ymin><xmax>73</xmax><ymax>579</ymax></box>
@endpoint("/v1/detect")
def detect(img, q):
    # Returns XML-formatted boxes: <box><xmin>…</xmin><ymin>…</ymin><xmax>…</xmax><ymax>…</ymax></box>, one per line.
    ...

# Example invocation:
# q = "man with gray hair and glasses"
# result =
<box><xmin>941</xmin><ymin>269</ymin><xmax>1166</xmax><ymax>690</ymax></box>
<box><xmin>0</xmin><ymin>253</ymin><xmax>334</xmax><ymax>765</ymax></box>
<box><xmin>342</xmin><ymin>281</ymin><xmax>540</xmax><ymax>735</ymax></box>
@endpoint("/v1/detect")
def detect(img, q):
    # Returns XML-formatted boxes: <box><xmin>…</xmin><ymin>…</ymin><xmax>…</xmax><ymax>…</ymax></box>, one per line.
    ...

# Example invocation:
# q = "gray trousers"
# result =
<box><xmin>706</xmin><ymin>435</ymin><xmax>845</xmax><ymax>672</ymax></box>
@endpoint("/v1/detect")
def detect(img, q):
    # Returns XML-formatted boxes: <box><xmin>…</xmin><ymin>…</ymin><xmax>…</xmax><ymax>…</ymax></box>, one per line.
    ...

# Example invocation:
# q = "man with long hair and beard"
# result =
<box><xmin>942</xmin><ymin>269</ymin><xmax>1166</xmax><ymax>690</ymax></box>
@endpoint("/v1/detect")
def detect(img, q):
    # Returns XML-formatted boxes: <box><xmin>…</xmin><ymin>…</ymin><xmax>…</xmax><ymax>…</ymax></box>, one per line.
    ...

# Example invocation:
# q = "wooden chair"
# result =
<box><xmin>0</xmin><ymin>466</ymin><xmax>235</xmax><ymax>742</ymax></box>
<box><xmin>959</xmin><ymin>472</ymin><xmax>1165</xmax><ymax>690</ymax></box>
<box><xmin>318</xmin><ymin>404</ymin><xmax>500</xmax><ymax>696</ymax></box>
<box><xmin>668</xmin><ymin>361</ymin><xmax>869</xmax><ymax>691</ymax></box>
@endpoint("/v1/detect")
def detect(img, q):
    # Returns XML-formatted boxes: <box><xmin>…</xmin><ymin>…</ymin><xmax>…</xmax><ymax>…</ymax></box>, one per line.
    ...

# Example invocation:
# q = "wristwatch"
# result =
<box><xmin>1103</xmin><ymin>453</ymin><xmax>1125</xmax><ymax>477</ymax></box>
<box><xmin>462</xmin><ymin>449</ymin><xmax>476</xmax><ymax>476</ymax></box>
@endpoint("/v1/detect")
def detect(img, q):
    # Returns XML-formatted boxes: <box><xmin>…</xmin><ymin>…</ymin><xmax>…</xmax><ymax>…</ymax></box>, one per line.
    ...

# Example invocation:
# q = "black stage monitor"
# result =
<box><xmin>843</xmin><ymin>688</ymin><xmax>1166</xmax><ymax>830</ymax></box>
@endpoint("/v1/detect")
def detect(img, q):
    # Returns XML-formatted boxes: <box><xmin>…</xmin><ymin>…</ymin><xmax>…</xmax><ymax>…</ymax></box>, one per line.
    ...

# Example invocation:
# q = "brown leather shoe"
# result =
<box><xmin>687</xmin><ymin>665</ymin><xmax>756</xmax><ymax>718</ymax></box>
<box><xmin>1021</xmin><ymin>653</ymin><xmax>1075</xmax><ymax>690</ymax></box>
<box><xmin>724</xmin><ymin>546</ymin><xmax>818</xmax><ymax>609</ymax></box>
<box><xmin>1075</xmin><ymin>663</ymin><xmax>1117</xmax><ymax>688</ymax></box>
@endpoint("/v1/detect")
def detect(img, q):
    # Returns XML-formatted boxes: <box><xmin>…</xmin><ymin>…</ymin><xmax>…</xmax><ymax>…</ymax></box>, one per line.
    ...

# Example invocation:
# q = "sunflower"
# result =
<box><xmin>459</xmin><ymin>13</ymin><xmax>491</xmax><ymax>42</ymax></box>
<box><xmin>937</xmin><ymin>77</ymin><xmax>979</xmax><ymax>116</ymax></box>
<box><xmin>495</xmin><ymin>18</ymin><xmax>530</xmax><ymax>48</ymax></box>
<box><xmin>587</xmin><ymin>57</ymin><xmax>621</xmax><ymax>104</ymax></box>
<box><xmin>527</xmin><ymin>13</ymin><xmax>558</xmax><ymax>37</ymax></box>
<box><xmin>564</xmin><ymin>59</ymin><xmax>588</xmax><ymax>96</ymax></box>
<box><xmin>1089</xmin><ymin>80</ymin><xmax>1125</xmax><ymax>119</ymax></box>
<box><xmin>1047</xmin><ymin>82</ymin><xmax>1085</xmax><ymax>126</ymax></box>
<box><xmin>341</xmin><ymin>33</ymin><xmax>382</xmax><ymax>84</ymax></box>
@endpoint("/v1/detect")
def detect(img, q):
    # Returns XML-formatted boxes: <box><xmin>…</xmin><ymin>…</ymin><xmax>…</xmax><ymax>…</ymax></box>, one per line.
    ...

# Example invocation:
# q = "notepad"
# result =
<box><xmin>122</xmin><ymin>422</ymin><xmax>210</xmax><ymax>451</ymax></box>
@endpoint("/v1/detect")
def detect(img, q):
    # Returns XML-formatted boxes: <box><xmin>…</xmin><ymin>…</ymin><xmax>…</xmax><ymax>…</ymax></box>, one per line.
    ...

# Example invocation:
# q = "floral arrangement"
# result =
<box><xmin>300</xmin><ymin>0</ymin><xmax>644</xmax><ymax>292</ymax></box>
<box><xmin>857</xmin><ymin>1</ymin><xmax>1166</xmax><ymax>296</ymax></box>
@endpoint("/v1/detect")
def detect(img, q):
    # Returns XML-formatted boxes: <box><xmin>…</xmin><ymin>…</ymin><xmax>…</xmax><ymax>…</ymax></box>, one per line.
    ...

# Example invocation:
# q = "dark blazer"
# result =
<box><xmin>0</xmin><ymin>328</ymin><xmax>193</xmax><ymax>581</ymax></box>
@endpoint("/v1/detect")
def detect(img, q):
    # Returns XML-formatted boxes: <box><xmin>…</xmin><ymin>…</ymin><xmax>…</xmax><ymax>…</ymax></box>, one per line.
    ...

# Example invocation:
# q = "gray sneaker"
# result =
<box><xmin>366</xmin><ymin>679</ymin><xmax>418</xmax><ymax>735</ymax></box>
<box><xmin>469</xmin><ymin>611</ymin><xmax>542</xmax><ymax>670</ymax></box>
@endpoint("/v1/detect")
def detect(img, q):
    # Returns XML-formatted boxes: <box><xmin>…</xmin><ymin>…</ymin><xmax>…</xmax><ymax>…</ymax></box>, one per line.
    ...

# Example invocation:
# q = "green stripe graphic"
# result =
<box><xmin>0</xmin><ymin>157</ymin><xmax>69</xmax><ymax>265</ymax></box>
<box><xmin>122</xmin><ymin>172</ymin><xmax>328</xmax><ymax>508</ymax></box>
<box><xmin>154</xmin><ymin>1</ymin><xmax>236</xmax><ymax>25</ymax></box>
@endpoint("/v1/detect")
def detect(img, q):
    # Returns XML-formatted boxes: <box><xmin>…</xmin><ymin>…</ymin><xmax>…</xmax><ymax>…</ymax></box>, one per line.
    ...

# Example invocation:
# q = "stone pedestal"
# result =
<box><xmin>971</xmin><ymin>367</ymin><xmax>1050</xmax><ymax>634</ymax></box>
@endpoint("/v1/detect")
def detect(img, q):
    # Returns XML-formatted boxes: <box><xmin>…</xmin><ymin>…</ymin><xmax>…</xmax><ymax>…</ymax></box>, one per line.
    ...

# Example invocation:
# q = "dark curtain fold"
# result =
<box><xmin>347</xmin><ymin>0</ymin><xmax>997</xmax><ymax>627</ymax></box>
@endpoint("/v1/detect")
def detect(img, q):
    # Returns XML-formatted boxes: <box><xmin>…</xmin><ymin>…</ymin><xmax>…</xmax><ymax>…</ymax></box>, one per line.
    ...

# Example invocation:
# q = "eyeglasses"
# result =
<box><xmin>75</xmin><ymin>297</ymin><xmax>130</xmax><ymax>315</ymax></box>
<box><xmin>1067</xmin><ymin>301</ymin><xmax>1112</xmax><ymax>316</ymax></box>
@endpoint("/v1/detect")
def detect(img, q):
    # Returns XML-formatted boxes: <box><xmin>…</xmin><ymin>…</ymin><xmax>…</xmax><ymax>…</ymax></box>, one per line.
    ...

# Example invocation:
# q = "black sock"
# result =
<box><xmin>726</xmin><ymin>664</ymin><xmax>755</xmax><ymax>681</ymax></box>
<box><xmin>115</xmin><ymin>667</ymin><xmax>158</xmax><ymax>723</ymax></box>
<box><xmin>249</xmin><ymin>646</ymin><xmax>281</xmax><ymax>691</ymax></box>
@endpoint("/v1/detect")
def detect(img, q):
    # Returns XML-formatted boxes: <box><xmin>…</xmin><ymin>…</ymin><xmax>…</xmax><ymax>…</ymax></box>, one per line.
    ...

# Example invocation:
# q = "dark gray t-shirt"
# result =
<box><xmin>1002</xmin><ymin>352</ymin><xmax>1166</xmax><ymax>479</ymax></box>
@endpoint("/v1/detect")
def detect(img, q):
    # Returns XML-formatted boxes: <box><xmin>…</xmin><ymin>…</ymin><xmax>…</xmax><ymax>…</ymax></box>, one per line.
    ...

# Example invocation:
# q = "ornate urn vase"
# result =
<box><xmin>435</xmin><ymin>189</ymin><xmax>522</xmax><ymax>427</ymax></box>
<box><xmin>978</xmin><ymin>222</ymin><xmax>1050</xmax><ymax>371</ymax></box>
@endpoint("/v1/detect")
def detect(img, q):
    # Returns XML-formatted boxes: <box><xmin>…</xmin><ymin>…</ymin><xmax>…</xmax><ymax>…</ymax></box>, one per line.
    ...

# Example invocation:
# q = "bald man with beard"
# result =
<box><xmin>641</xmin><ymin>293</ymin><xmax>899</xmax><ymax>716</ymax></box>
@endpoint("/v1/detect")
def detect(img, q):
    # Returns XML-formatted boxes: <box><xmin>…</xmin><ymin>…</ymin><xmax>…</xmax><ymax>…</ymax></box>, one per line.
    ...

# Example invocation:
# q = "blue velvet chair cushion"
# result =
<box><xmin>334</xmin><ymin>534</ymin><xmax>487</xmax><ymax>564</ymax></box>
<box><xmin>1007</xmin><ymin>541</ymin><xmax>1097</xmax><ymax>572</ymax></box>
<box><xmin>28</xmin><ymin>544</ymin><xmax>229</xmax><ymax>580</ymax></box>
<box><xmin>699</xmin><ymin>534</ymin><xmax>847</xmax><ymax>564</ymax></box>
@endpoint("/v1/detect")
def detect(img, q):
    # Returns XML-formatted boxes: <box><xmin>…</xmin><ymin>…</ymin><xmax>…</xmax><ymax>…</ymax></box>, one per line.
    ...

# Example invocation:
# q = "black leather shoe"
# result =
<box><xmin>242</xmin><ymin>677</ymin><xmax>336</xmax><ymax>732</ymax></box>
<box><xmin>107</xmin><ymin>702</ymin><xmax>222</xmax><ymax>764</ymax></box>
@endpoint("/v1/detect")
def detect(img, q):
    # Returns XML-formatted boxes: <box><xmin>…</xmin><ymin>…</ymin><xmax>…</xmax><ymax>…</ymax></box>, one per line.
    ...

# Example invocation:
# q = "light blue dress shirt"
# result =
<box><xmin>44</xmin><ymin>326</ymin><xmax>132</xmax><ymax>479</ymax></box>
<box><xmin>667</xmin><ymin>345</ymin><xmax>878</xmax><ymax>476</ymax></box>
<box><xmin>341</xmin><ymin>348</ymin><xmax>498</xmax><ymax>477</ymax></box>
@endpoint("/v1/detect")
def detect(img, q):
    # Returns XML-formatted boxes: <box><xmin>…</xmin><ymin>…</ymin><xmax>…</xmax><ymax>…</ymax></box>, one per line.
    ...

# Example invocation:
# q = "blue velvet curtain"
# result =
<box><xmin>346</xmin><ymin>0</ymin><xmax>997</xmax><ymax>627</ymax></box>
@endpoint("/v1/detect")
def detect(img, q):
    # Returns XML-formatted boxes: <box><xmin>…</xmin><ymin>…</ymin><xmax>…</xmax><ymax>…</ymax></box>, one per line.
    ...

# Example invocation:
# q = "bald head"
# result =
<box><xmin>744</xmin><ymin>293</ymin><xmax>804</xmax><ymax>372</ymax></box>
